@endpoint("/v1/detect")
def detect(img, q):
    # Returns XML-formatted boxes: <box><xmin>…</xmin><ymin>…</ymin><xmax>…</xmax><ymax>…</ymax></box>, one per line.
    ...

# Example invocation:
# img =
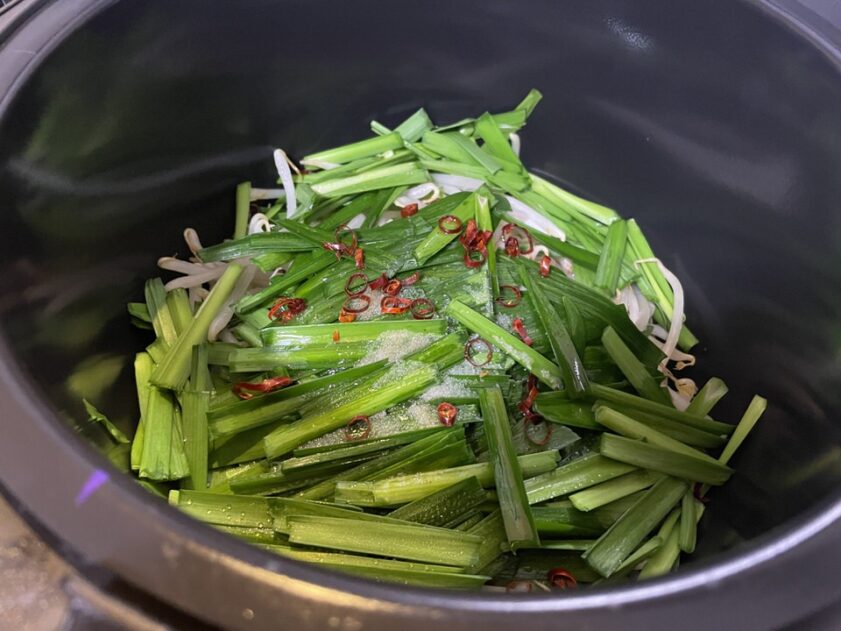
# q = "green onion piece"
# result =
<box><xmin>718</xmin><ymin>395</ymin><xmax>767</xmax><ymax>466</ymax></box>
<box><xmin>151</xmin><ymin>264</ymin><xmax>244</xmax><ymax>390</ymax></box>
<box><xmin>561</xmin><ymin>297</ymin><xmax>588</xmax><ymax>355</ymax></box>
<box><xmin>583</xmin><ymin>476</ymin><xmax>688</xmax><ymax>577</ymax></box>
<box><xmin>529</xmin><ymin>173</ymin><xmax>618</xmax><ymax>226</ymax></box>
<box><xmin>679</xmin><ymin>490</ymin><xmax>698</xmax><ymax>554</ymax></box>
<box><xmin>260</xmin><ymin>319</ymin><xmax>446</xmax><ymax>347</ymax></box>
<box><xmin>215</xmin><ymin>525</ymin><xmax>277</xmax><ymax>544</ymax></box>
<box><xmin>611</xmin><ymin>536</ymin><xmax>664</xmax><ymax>577</ymax></box>
<box><xmin>601</xmin><ymin>327</ymin><xmax>668</xmax><ymax>404</ymax></box>
<box><xmin>388</xmin><ymin>476</ymin><xmax>486</xmax><ymax>527</ymax></box>
<box><xmin>413</xmin><ymin>193</ymin><xmax>476</xmax><ymax>264</ymax></box>
<box><xmin>287</xmin><ymin>515</ymin><xmax>481</xmax><ymax>567</ymax></box>
<box><xmin>532</xmin><ymin>397</ymin><xmax>600</xmax><ymax>430</ymax></box>
<box><xmin>518</xmin><ymin>262</ymin><xmax>589</xmax><ymax>397</ymax></box>
<box><xmin>592</xmin><ymin>401</ymin><xmax>726</xmax><ymax>449</ymax></box>
<box><xmin>524</xmin><ymin>453</ymin><xmax>636</xmax><ymax>504</ymax></box>
<box><xmin>139</xmin><ymin>386</ymin><xmax>190</xmax><ymax>481</ymax></box>
<box><xmin>480</xmin><ymin>386</ymin><xmax>539</xmax><ymax>549</ymax></box>
<box><xmin>697</xmin><ymin>394</ymin><xmax>767</xmax><ymax>498</ymax></box>
<box><xmin>598</xmin><ymin>434</ymin><xmax>733</xmax><ymax>486</ymax></box>
<box><xmin>594</xmin><ymin>406</ymin><xmax>723</xmax><ymax>464</ymax></box>
<box><xmin>262</xmin><ymin>363</ymin><xmax>437</xmax><ymax>459</ymax></box>
<box><xmin>144</xmin><ymin>278</ymin><xmax>178</xmax><ymax>346</ymax></box>
<box><xmin>180</xmin><ymin>345</ymin><xmax>211</xmax><ymax>490</ymax></box>
<box><xmin>594</xmin><ymin>219</ymin><xmax>627</xmax><ymax>295</ymax></box>
<box><xmin>335</xmin><ymin>451</ymin><xmax>560</xmax><ymax>507</ymax></box>
<box><xmin>170</xmin><ymin>489</ymin><xmax>273</xmax><ymax>527</ymax></box>
<box><xmin>466</xmin><ymin>510</ymin><xmax>506</xmax><ymax>574</ymax></box>
<box><xmin>569</xmin><ymin>470</ymin><xmax>663</xmax><ymax>512</ymax></box>
<box><xmin>83</xmin><ymin>399</ymin><xmax>129</xmax><ymax>444</ymax></box>
<box><xmin>475</xmin><ymin>192</ymin><xmax>498</xmax><ymax>295</ymax></box>
<box><xmin>165</xmin><ymin>288</ymin><xmax>193</xmax><ymax>336</ymax></box>
<box><xmin>474</xmin><ymin>112</ymin><xmax>523</xmax><ymax>171</ymax></box>
<box><xmin>310</xmin><ymin>162</ymin><xmax>428</xmax><ymax>198</ymax></box>
<box><xmin>227</xmin><ymin>344</ymin><xmax>370</xmax><ymax>372</ymax></box>
<box><xmin>234</xmin><ymin>181</ymin><xmax>251</xmax><ymax>239</ymax></box>
<box><xmin>685</xmin><ymin>377</ymin><xmax>729</xmax><ymax>416</ymax></box>
<box><xmin>638</xmin><ymin>508</ymin><xmax>682</xmax><ymax>579</ymax></box>
<box><xmin>130</xmin><ymin>352</ymin><xmax>154</xmax><ymax>471</ymax></box>
<box><xmin>446</xmin><ymin>299</ymin><xmax>563</xmax><ymax>389</ymax></box>
<box><xmin>302</xmin><ymin>132</ymin><xmax>404</xmax><ymax>166</ymax></box>
<box><xmin>588</xmin><ymin>384</ymin><xmax>734</xmax><ymax>435</ymax></box>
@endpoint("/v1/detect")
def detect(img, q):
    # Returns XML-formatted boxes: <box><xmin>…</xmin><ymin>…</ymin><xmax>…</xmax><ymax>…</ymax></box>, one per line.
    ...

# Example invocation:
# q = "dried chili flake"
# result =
<box><xmin>547</xmin><ymin>568</ymin><xmax>577</xmax><ymax>590</ymax></box>
<box><xmin>464</xmin><ymin>337</ymin><xmax>493</xmax><ymax>367</ymax></box>
<box><xmin>496</xmin><ymin>285</ymin><xmax>522</xmax><ymax>308</ymax></box>
<box><xmin>438</xmin><ymin>214</ymin><xmax>463</xmax><ymax>234</ymax></box>
<box><xmin>512</xmin><ymin>317</ymin><xmax>534</xmax><ymax>346</ymax></box>
<box><xmin>411</xmin><ymin>298</ymin><xmax>435</xmax><ymax>320</ymax></box>
<box><xmin>539</xmin><ymin>255</ymin><xmax>552</xmax><ymax>277</ymax></box>
<box><xmin>268</xmin><ymin>297</ymin><xmax>307</xmax><ymax>322</ymax></box>
<box><xmin>345</xmin><ymin>272</ymin><xmax>369</xmax><ymax>297</ymax></box>
<box><xmin>400</xmin><ymin>203</ymin><xmax>419</xmax><ymax>218</ymax></box>
<box><xmin>437</xmin><ymin>402</ymin><xmax>458</xmax><ymax>426</ymax></box>
<box><xmin>344</xmin><ymin>415</ymin><xmax>371</xmax><ymax>441</ymax></box>
<box><xmin>381</xmin><ymin>295</ymin><xmax>412</xmax><ymax>314</ymax></box>
<box><xmin>232</xmin><ymin>376</ymin><xmax>294</xmax><ymax>400</ymax></box>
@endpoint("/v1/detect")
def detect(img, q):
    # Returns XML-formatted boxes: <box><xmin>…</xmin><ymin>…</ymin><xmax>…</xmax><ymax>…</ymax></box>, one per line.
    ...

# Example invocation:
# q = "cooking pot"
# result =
<box><xmin>0</xmin><ymin>0</ymin><xmax>839</xmax><ymax>629</ymax></box>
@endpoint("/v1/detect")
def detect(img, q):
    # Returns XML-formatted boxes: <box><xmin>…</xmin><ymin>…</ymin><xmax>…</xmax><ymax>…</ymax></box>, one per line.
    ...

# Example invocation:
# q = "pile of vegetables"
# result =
<box><xmin>91</xmin><ymin>90</ymin><xmax>766</xmax><ymax>590</ymax></box>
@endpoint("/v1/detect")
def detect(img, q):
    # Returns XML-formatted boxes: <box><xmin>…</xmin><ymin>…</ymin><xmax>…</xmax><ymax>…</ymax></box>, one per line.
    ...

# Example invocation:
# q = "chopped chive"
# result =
<box><xmin>130</xmin><ymin>352</ymin><xmax>154</xmax><ymax>471</ymax></box>
<box><xmin>593</xmin><ymin>402</ymin><xmax>726</xmax><ymax>449</ymax></box>
<box><xmin>583</xmin><ymin>476</ymin><xmax>687</xmax><ymax>577</ymax></box>
<box><xmin>446</xmin><ymin>299</ymin><xmax>563</xmax><ymax>389</ymax></box>
<box><xmin>679</xmin><ymin>490</ymin><xmax>698</xmax><ymax>554</ymax></box>
<box><xmin>139</xmin><ymin>385</ymin><xmax>189</xmax><ymax>481</ymax></box>
<box><xmin>260</xmin><ymin>319</ymin><xmax>446</xmax><ymax>347</ymax></box>
<box><xmin>685</xmin><ymin>377</ymin><xmax>729</xmax><ymax>416</ymax></box>
<box><xmin>532</xmin><ymin>397</ymin><xmax>601</xmax><ymax>430</ymax></box>
<box><xmin>335</xmin><ymin>451</ymin><xmax>560</xmax><ymax>507</ymax></box>
<box><xmin>165</xmin><ymin>288</ymin><xmax>193</xmax><ymax>336</ymax></box>
<box><xmin>388</xmin><ymin>476</ymin><xmax>486</xmax><ymax>527</ymax></box>
<box><xmin>180</xmin><ymin>345</ymin><xmax>211</xmax><ymax>490</ymax></box>
<box><xmin>287</xmin><ymin>515</ymin><xmax>481</xmax><ymax>567</ymax></box>
<box><xmin>262</xmin><ymin>363</ymin><xmax>437</xmax><ymax>459</ymax></box>
<box><xmin>144</xmin><ymin>278</ymin><xmax>178</xmax><ymax>346</ymax></box>
<box><xmin>524</xmin><ymin>453</ymin><xmax>636</xmax><ymax>504</ymax></box>
<box><xmin>588</xmin><ymin>384</ymin><xmax>734</xmax><ymax>435</ymax></box>
<box><xmin>594</xmin><ymin>219</ymin><xmax>627</xmax><ymax>295</ymax></box>
<box><xmin>310</xmin><ymin>162</ymin><xmax>428</xmax><ymax>198</ymax></box>
<box><xmin>518</xmin><ymin>262</ymin><xmax>589</xmax><ymax>397</ymax></box>
<box><xmin>151</xmin><ymin>264</ymin><xmax>244</xmax><ymax>390</ymax></box>
<box><xmin>234</xmin><ymin>181</ymin><xmax>251</xmax><ymax>239</ymax></box>
<box><xmin>480</xmin><ymin>386</ymin><xmax>539</xmax><ymax>549</ymax></box>
<box><xmin>413</xmin><ymin>193</ymin><xmax>476</xmax><ymax>263</ymax></box>
<box><xmin>302</xmin><ymin>132</ymin><xmax>404</xmax><ymax>166</ymax></box>
<box><xmin>569</xmin><ymin>470</ymin><xmax>663</xmax><ymax>512</ymax></box>
<box><xmin>599</xmin><ymin>434</ymin><xmax>733</xmax><ymax>486</ymax></box>
<box><xmin>601</xmin><ymin>327</ymin><xmax>668</xmax><ymax>404</ymax></box>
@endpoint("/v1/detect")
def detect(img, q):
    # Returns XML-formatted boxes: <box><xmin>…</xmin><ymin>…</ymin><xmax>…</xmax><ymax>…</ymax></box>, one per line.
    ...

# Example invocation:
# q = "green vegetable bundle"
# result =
<box><xmin>88</xmin><ymin>90</ymin><xmax>766</xmax><ymax>591</ymax></box>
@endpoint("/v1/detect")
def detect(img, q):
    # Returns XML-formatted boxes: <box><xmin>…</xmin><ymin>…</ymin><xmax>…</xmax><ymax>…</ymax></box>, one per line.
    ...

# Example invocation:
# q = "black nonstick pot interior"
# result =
<box><xmin>0</xmin><ymin>0</ymin><xmax>839</xmax><ymax>629</ymax></box>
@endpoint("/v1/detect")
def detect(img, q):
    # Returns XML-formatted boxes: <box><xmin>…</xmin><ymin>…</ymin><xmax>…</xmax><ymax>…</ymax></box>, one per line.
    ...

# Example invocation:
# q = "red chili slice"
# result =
<box><xmin>464</xmin><ymin>337</ymin><xmax>493</xmax><ymax>367</ymax></box>
<box><xmin>338</xmin><ymin>310</ymin><xmax>356</xmax><ymax>323</ymax></box>
<box><xmin>496</xmin><ymin>285</ymin><xmax>522</xmax><ymax>308</ymax></box>
<box><xmin>438</xmin><ymin>214</ymin><xmax>463</xmax><ymax>234</ymax></box>
<box><xmin>411</xmin><ymin>298</ymin><xmax>435</xmax><ymax>320</ymax></box>
<box><xmin>232</xmin><ymin>376</ymin><xmax>294</xmax><ymax>400</ymax></box>
<box><xmin>344</xmin><ymin>415</ymin><xmax>371</xmax><ymax>441</ymax></box>
<box><xmin>400</xmin><ymin>203</ymin><xmax>419</xmax><ymax>218</ymax></box>
<box><xmin>524</xmin><ymin>415</ymin><xmax>552</xmax><ymax>446</ymax></box>
<box><xmin>459</xmin><ymin>219</ymin><xmax>479</xmax><ymax>247</ymax></box>
<box><xmin>381</xmin><ymin>295</ymin><xmax>413</xmax><ymax>314</ymax></box>
<box><xmin>512</xmin><ymin>317</ymin><xmax>534</xmax><ymax>346</ymax></box>
<box><xmin>402</xmin><ymin>271</ymin><xmax>421</xmax><ymax>286</ymax></box>
<box><xmin>267</xmin><ymin>297</ymin><xmax>307</xmax><ymax>322</ymax></box>
<box><xmin>539</xmin><ymin>255</ymin><xmax>552</xmax><ymax>277</ymax></box>
<box><xmin>342</xmin><ymin>294</ymin><xmax>371</xmax><ymax>314</ymax></box>
<box><xmin>547</xmin><ymin>568</ymin><xmax>578</xmax><ymax>590</ymax></box>
<box><xmin>463</xmin><ymin>248</ymin><xmax>486</xmax><ymax>269</ymax></box>
<box><xmin>345</xmin><ymin>272</ymin><xmax>369</xmax><ymax>297</ymax></box>
<box><xmin>437</xmin><ymin>402</ymin><xmax>458</xmax><ymax>426</ymax></box>
<box><xmin>368</xmin><ymin>273</ymin><xmax>389</xmax><ymax>291</ymax></box>
<box><xmin>335</xmin><ymin>224</ymin><xmax>358</xmax><ymax>252</ymax></box>
<box><xmin>504</xmin><ymin>236</ymin><xmax>521</xmax><ymax>257</ymax></box>
<box><xmin>383</xmin><ymin>279</ymin><xmax>403</xmax><ymax>296</ymax></box>
<box><xmin>502</xmin><ymin>223</ymin><xmax>534</xmax><ymax>255</ymax></box>
<box><xmin>354</xmin><ymin>247</ymin><xmax>365</xmax><ymax>270</ymax></box>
